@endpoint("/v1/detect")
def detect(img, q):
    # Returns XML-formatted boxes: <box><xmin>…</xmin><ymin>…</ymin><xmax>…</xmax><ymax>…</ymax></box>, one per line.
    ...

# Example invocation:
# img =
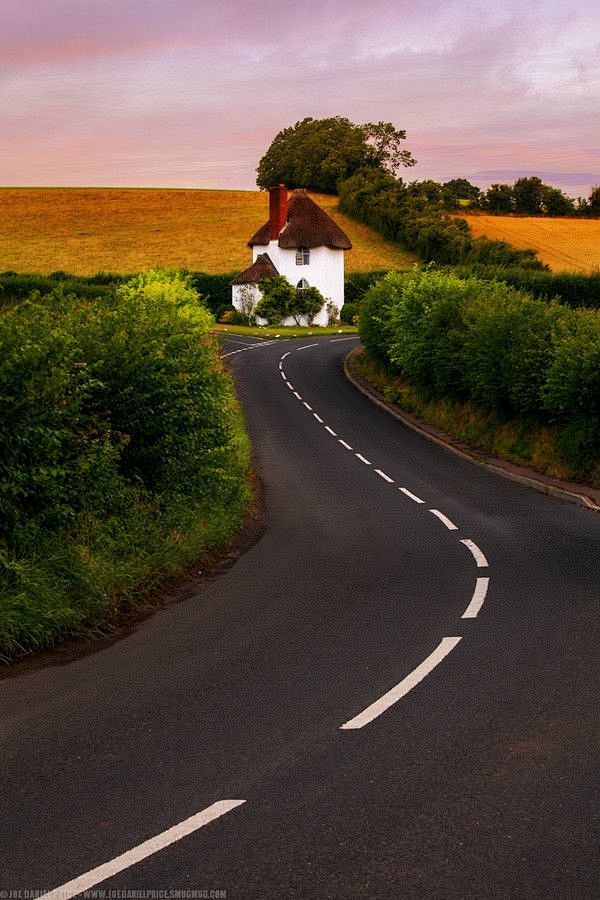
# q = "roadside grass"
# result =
<box><xmin>0</xmin><ymin>187</ymin><xmax>416</xmax><ymax>275</ymax></box>
<box><xmin>214</xmin><ymin>324</ymin><xmax>358</xmax><ymax>339</ymax></box>
<box><xmin>461</xmin><ymin>213</ymin><xmax>600</xmax><ymax>273</ymax></box>
<box><xmin>356</xmin><ymin>352</ymin><xmax>600</xmax><ymax>488</ymax></box>
<box><xmin>0</xmin><ymin>400</ymin><xmax>254</xmax><ymax>665</ymax></box>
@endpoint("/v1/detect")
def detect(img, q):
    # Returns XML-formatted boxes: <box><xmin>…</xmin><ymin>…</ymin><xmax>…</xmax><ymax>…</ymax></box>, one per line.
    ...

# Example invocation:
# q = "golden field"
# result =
<box><xmin>0</xmin><ymin>188</ymin><xmax>416</xmax><ymax>275</ymax></box>
<box><xmin>462</xmin><ymin>213</ymin><xmax>600</xmax><ymax>273</ymax></box>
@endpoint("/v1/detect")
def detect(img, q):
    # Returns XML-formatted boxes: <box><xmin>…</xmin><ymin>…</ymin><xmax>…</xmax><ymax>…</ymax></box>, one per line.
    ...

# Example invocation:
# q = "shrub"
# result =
<box><xmin>0</xmin><ymin>270</ymin><xmax>252</xmax><ymax>660</ymax></box>
<box><xmin>340</xmin><ymin>303</ymin><xmax>358</xmax><ymax>324</ymax></box>
<box><xmin>359</xmin><ymin>268</ymin><xmax>600</xmax><ymax>478</ymax></box>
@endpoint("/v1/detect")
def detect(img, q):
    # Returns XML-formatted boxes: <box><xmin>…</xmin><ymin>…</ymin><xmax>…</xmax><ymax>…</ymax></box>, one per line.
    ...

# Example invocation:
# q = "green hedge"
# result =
<box><xmin>359</xmin><ymin>269</ymin><xmax>600</xmax><ymax>478</ymax></box>
<box><xmin>0</xmin><ymin>270</ymin><xmax>252</xmax><ymax>661</ymax></box>
<box><xmin>338</xmin><ymin>168</ymin><xmax>546</xmax><ymax>270</ymax></box>
<box><xmin>451</xmin><ymin>265</ymin><xmax>600</xmax><ymax>309</ymax></box>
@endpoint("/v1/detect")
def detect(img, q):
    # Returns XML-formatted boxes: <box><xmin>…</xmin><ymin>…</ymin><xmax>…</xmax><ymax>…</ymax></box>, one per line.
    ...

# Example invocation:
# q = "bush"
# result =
<box><xmin>0</xmin><ymin>270</ymin><xmax>252</xmax><ymax>661</ymax></box>
<box><xmin>340</xmin><ymin>303</ymin><xmax>358</xmax><ymax>324</ymax></box>
<box><xmin>359</xmin><ymin>269</ymin><xmax>600</xmax><ymax>478</ymax></box>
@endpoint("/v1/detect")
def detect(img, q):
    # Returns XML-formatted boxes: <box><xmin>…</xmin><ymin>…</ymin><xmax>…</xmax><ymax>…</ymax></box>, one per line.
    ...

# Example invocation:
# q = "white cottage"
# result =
<box><xmin>231</xmin><ymin>185</ymin><xmax>352</xmax><ymax>326</ymax></box>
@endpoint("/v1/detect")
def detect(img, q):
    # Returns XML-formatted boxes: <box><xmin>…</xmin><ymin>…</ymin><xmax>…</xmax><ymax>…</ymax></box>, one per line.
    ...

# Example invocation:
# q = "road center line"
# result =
<box><xmin>220</xmin><ymin>340</ymin><xmax>277</xmax><ymax>359</ymax></box>
<box><xmin>325</xmin><ymin>425</ymin><xmax>337</xmax><ymax>436</ymax></box>
<box><xmin>340</xmin><ymin>637</ymin><xmax>462</xmax><ymax>730</ymax></box>
<box><xmin>429</xmin><ymin>509</ymin><xmax>458</xmax><ymax>530</ymax></box>
<box><xmin>38</xmin><ymin>800</ymin><xmax>246</xmax><ymax>900</ymax></box>
<box><xmin>313</xmin><ymin>413</ymin><xmax>324</xmax><ymax>423</ymax></box>
<box><xmin>296</xmin><ymin>343</ymin><xmax>319</xmax><ymax>351</ymax></box>
<box><xmin>462</xmin><ymin>577</ymin><xmax>490</xmax><ymax>618</ymax></box>
<box><xmin>460</xmin><ymin>539</ymin><xmax>489</xmax><ymax>568</ymax></box>
<box><xmin>329</xmin><ymin>336</ymin><xmax>359</xmax><ymax>343</ymax></box>
<box><xmin>338</xmin><ymin>439</ymin><xmax>353</xmax><ymax>450</ymax></box>
<box><xmin>355</xmin><ymin>453</ymin><xmax>372</xmax><ymax>465</ymax></box>
<box><xmin>399</xmin><ymin>487</ymin><xmax>424</xmax><ymax>504</ymax></box>
<box><xmin>375</xmin><ymin>469</ymin><xmax>395</xmax><ymax>483</ymax></box>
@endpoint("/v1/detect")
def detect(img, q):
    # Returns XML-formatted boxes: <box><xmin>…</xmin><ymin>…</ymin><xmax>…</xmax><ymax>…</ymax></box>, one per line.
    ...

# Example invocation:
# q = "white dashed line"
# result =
<box><xmin>296</xmin><ymin>343</ymin><xmax>319</xmax><ymax>351</ymax></box>
<box><xmin>325</xmin><ymin>426</ymin><xmax>337</xmax><ymax>436</ymax></box>
<box><xmin>399</xmin><ymin>487</ymin><xmax>425</xmax><ymax>504</ymax></box>
<box><xmin>355</xmin><ymin>453</ymin><xmax>371</xmax><ymax>465</ymax></box>
<box><xmin>429</xmin><ymin>509</ymin><xmax>458</xmax><ymax>531</ymax></box>
<box><xmin>462</xmin><ymin>577</ymin><xmax>490</xmax><ymax>618</ymax></box>
<box><xmin>460</xmin><ymin>539</ymin><xmax>489</xmax><ymax>568</ymax></box>
<box><xmin>329</xmin><ymin>336</ymin><xmax>359</xmax><ymax>343</ymax></box>
<box><xmin>303</xmin><ymin>402</ymin><xmax>313</xmax><ymax>411</ymax></box>
<box><xmin>280</xmin><ymin>371</ymin><xmax>286</xmax><ymax>380</ymax></box>
<box><xmin>220</xmin><ymin>339</ymin><xmax>278</xmax><ymax>359</ymax></box>
<box><xmin>340</xmin><ymin>637</ymin><xmax>462</xmax><ymax>730</ymax></box>
<box><xmin>375</xmin><ymin>469</ymin><xmax>394</xmax><ymax>483</ymax></box>
<box><xmin>287</xmin><ymin>383</ymin><xmax>294</xmax><ymax>390</ymax></box>
<box><xmin>338</xmin><ymin>439</ymin><xmax>353</xmax><ymax>450</ymax></box>
<box><xmin>293</xmin><ymin>391</ymin><xmax>302</xmax><ymax>400</ymax></box>
<box><xmin>281</xmin><ymin>351</ymin><xmax>291</xmax><ymax>360</ymax></box>
<box><xmin>313</xmin><ymin>413</ymin><xmax>324</xmax><ymax>423</ymax></box>
<box><xmin>38</xmin><ymin>801</ymin><xmax>247</xmax><ymax>900</ymax></box>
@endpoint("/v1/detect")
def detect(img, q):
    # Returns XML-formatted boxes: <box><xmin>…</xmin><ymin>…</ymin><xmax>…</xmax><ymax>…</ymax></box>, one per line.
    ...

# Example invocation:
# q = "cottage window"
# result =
<box><xmin>296</xmin><ymin>278</ymin><xmax>310</xmax><ymax>290</ymax></box>
<box><xmin>295</xmin><ymin>246</ymin><xmax>310</xmax><ymax>265</ymax></box>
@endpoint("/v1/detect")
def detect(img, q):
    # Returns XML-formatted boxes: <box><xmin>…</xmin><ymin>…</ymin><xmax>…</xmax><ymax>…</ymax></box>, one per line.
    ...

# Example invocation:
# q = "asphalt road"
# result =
<box><xmin>1</xmin><ymin>334</ymin><xmax>599</xmax><ymax>898</ymax></box>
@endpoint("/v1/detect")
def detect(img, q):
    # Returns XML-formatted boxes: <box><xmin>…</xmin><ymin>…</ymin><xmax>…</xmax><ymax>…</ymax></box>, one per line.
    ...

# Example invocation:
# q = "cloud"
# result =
<box><xmin>0</xmin><ymin>0</ymin><xmax>598</xmax><ymax>192</ymax></box>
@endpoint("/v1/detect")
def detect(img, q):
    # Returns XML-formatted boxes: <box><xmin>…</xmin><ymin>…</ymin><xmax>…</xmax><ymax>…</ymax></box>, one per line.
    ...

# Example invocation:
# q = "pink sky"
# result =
<box><xmin>1</xmin><ymin>0</ymin><xmax>598</xmax><ymax>196</ymax></box>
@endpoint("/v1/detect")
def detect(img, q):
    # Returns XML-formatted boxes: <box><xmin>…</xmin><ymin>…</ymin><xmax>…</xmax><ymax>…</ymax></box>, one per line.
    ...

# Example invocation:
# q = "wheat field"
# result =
<box><xmin>0</xmin><ymin>188</ymin><xmax>416</xmax><ymax>275</ymax></box>
<box><xmin>462</xmin><ymin>213</ymin><xmax>600</xmax><ymax>273</ymax></box>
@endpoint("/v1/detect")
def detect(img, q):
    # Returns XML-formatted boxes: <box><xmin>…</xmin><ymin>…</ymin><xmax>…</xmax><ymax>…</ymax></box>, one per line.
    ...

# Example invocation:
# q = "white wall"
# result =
<box><xmin>250</xmin><ymin>241</ymin><xmax>345</xmax><ymax>326</ymax></box>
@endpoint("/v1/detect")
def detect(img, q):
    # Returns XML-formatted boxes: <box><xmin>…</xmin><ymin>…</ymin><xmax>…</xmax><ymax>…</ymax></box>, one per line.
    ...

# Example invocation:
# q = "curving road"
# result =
<box><xmin>1</xmin><ymin>335</ymin><xmax>599</xmax><ymax>898</ymax></box>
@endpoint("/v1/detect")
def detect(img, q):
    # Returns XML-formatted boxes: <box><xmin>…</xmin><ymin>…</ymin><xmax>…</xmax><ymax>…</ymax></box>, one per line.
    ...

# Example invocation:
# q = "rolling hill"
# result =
<box><xmin>0</xmin><ymin>188</ymin><xmax>416</xmax><ymax>275</ymax></box>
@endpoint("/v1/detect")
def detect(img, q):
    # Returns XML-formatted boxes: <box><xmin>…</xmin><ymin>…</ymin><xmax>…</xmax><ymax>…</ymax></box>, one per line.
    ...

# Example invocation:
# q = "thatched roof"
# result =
<box><xmin>231</xmin><ymin>252</ymin><xmax>279</xmax><ymax>285</ymax></box>
<box><xmin>248</xmin><ymin>189</ymin><xmax>352</xmax><ymax>250</ymax></box>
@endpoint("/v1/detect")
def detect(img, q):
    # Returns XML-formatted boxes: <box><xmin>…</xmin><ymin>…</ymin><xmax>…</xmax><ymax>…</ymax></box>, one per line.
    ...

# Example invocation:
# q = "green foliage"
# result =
<box><xmin>255</xmin><ymin>276</ymin><xmax>325</xmax><ymax>325</ymax></box>
<box><xmin>0</xmin><ymin>270</ymin><xmax>252</xmax><ymax>661</ymax></box>
<box><xmin>340</xmin><ymin>302</ymin><xmax>358</xmax><ymax>325</ymax></box>
<box><xmin>290</xmin><ymin>285</ymin><xmax>325</xmax><ymax>326</ymax></box>
<box><xmin>359</xmin><ymin>269</ymin><xmax>600</xmax><ymax>478</ymax></box>
<box><xmin>338</xmin><ymin>169</ymin><xmax>545</xmax><ymax>269</ymax></box>
<box><xmin>256</xmin><ymin>117</ymin><xmax>416</xmax><ymax>194</ymax></box>
<box><xmin>480</xmin><ymin>178</ymin><xmax>575</xmax><ymax>216</ymax></box>
<box><xmin>255</xmin><ymin>275</ymin><xmax>295</xmax><ymax>324</ymax></box>
<box><xmin>452</xmin><ymin>265</ymin><xmax>600</xmax><ymax>309</ymax></box>
<box><xmin>344</xmin><ymin>270</ymin><xmax>389</xmax><ymax>304</ymax></box>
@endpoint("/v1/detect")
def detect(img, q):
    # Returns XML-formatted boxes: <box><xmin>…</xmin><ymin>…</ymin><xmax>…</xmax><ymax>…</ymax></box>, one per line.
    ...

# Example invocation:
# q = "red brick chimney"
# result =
<box><xmin>269</xmin><ymin>184</ymin><xmax>288</xmax><ymax>240</ymax></box>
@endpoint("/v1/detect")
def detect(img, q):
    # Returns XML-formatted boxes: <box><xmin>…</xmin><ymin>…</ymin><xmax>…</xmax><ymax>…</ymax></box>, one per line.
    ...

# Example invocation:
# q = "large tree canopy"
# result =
<box><xmin>256</xmin><ymin>116</ymin><xmax>416</xmax><ymax>194</ymax></box>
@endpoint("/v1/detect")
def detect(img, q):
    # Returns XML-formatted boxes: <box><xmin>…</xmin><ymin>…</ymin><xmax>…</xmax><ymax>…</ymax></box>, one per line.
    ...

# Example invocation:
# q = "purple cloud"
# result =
<box><xmin>0</xmin><ymin>0</ymin><xmax>598</xmax><ymax>195</ymax></box>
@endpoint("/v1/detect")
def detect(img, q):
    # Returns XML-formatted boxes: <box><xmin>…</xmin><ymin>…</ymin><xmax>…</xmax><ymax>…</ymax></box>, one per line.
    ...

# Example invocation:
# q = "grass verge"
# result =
<box><xmin>356</xmin><ymin>351</ymin><xmax>600</xmax><ymax>489</ymax></box>
<box><xmin>214</xmin><ymin>324</ymin><xmax>358</xmax><ymax>338</ymax></box>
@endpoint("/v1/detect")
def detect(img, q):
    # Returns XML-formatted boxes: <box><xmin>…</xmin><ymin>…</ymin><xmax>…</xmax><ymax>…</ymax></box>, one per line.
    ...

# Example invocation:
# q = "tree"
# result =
<box><xmin>542</xmin><ymin>187</ymin><xmax>575</xmax><ymax>217</ymax></box>
<box><xmin>256</xmin><ymin>117</ymin><xmax>416</xmax><ymax>194</ymax></box>
<box><xmin>588</xmin><ymin>186</ymin><xmax>600</xmax><ymax>215</ymax></box>
<box><xmin>484</xmin><ymin>183</ymin><xmax>514</xmax><ymax>213</ymax></box>
<box><xmin>443</xmin><ymin>178</ymin><xmax>481</xmax><ymax>208</ymax></box>
<box><xmin>255</xmin><ymin>276</ymin><xmax>295</xmax><ymax>324</ymax></box>
<box><xmin>289</xmin><ymin>285</ymin><xmax>325</xmax><ymax>326</ymax></box>
<box><xmin>512</xmin><ymin>176</ymin><xmax>546</xmax><ymax>215</ymax></box>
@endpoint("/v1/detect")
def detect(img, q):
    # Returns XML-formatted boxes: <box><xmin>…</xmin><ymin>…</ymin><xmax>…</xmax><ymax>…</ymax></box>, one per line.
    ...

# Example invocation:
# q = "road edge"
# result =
<box><xmin>344</xmin><ymin>346</ymin><xmax>600</xmax><ymax>513</ymax></box>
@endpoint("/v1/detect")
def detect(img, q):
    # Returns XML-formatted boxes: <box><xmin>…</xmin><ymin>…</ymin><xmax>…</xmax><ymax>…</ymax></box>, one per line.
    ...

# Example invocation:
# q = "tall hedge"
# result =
<box><xmin>359</xmin><ymin>269</ymin><xmax>600</xmax><ymax>477</ymax></box>
<box><xmin>0</xmin><ymin>270</ymin><xmax>251</xmax><ymax>661</ymax></box>
<box><xmin>338</xmin><ymin>168</ymin><xmax>546</xmax><ymax>270</ymax></box>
